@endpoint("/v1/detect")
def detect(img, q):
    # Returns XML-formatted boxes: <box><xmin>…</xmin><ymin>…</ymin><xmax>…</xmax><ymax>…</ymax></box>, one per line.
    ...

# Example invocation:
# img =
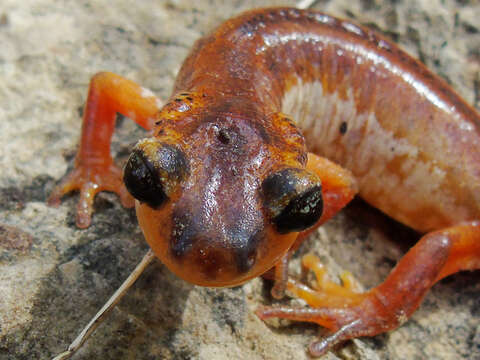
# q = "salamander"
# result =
<box><xmin>49</xmin><ymin>7</ymin><xmax>480</xmax><ymax>357</ymax></box>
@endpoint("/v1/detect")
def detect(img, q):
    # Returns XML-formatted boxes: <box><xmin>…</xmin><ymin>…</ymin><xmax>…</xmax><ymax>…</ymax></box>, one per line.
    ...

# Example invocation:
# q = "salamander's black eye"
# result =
<box><xmin>123</xmin><ymin>139</ymin><xmax>189</xmax><ymax>208</ymax></box>
<box><xmin>262</xmin><ymin>168</ymin><xmax>323</xmax><ymax>234</ymax></box>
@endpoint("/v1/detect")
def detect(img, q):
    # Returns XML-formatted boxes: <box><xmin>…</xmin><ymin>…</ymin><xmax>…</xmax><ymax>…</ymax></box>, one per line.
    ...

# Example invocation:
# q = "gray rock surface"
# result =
<box><xmin>1</xmin><ymin>0</ymin><xmax>479</xmax><ymax>359</ymax></box>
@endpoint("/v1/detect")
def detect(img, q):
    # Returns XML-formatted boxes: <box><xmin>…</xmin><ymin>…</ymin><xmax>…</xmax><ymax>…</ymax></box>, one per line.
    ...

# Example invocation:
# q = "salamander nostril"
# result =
<box><xmin>236</xmin><ymin>247</ymin><xmax>257</xmax><ymax>273</ymax></box>
<box><xmin>233</xmin><ymin>228</ymin><xmax>262</xmax><ymax>273</ymax></box>
<box><xmin>218</xmin><ymin>128</ymin><xmax>231</xmax><ymax>144</ymax></box>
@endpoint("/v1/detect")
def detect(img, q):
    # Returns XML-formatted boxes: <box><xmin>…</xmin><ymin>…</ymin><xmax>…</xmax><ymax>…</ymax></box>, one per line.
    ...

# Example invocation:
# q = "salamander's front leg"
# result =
<box><xmin>258</xmin><ymin>221</ymin><xmax>480</xmax><ymax>357</ymax></box>
<box><xmin>49</xmin><ymin>72</ymin><xmax>162</xmax><ymax>228</ymax></box>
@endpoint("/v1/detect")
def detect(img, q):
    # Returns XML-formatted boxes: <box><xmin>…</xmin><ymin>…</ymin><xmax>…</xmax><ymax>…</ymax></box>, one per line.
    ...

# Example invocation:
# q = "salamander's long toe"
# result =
<box><xmin>258</xmin><ymin>223</ymin><xmax>480</xmax><ymax>356</ymax></box>
<box><xmin>49</xmin><ymin>163</ymin><xmax>134</xmax><ymax>228</ymax></box>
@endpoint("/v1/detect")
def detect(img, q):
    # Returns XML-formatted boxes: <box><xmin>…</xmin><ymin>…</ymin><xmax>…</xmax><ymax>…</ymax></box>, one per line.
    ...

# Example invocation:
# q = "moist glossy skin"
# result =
<box><xmin>135</xmin><ymin>91</ymin><xmax>307</xmax><ymax>286</ymax></box>
<box><xmin>174</xmin><ymin>8</ymin><xmax>480</xmax><ymax>233</ymax></box>
<box><xmin>50</xmin><ymin>7</ymin><xmax>480</xmax><ymax>356</ymax></box>
<box><xmin>132</xmin><ymin>8</ymin><xmax>480</xmax><ymax>286</ymax></box>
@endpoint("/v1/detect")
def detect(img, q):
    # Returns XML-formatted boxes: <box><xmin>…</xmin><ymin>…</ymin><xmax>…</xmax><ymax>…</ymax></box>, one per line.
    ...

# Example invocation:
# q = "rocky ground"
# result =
<box><xmin>1</xmin><ymin>0</ymin><xmax>479</xmax><ymax>359</ymax></box>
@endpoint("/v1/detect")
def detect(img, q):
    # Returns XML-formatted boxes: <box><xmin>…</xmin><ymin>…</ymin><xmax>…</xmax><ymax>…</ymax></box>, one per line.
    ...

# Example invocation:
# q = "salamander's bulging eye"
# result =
<box><xmin>124</xmin><ymin>140</ymin><xmax>188</xmax><ymax>208</ymax></box>
<box><xmin>124</xmin><ymin>149</ymin><xmax>166</xmax><ymax>208</ymax></box>
<box><xmin>262</xmin><ymin>168</ymin><xmax>323</xmax><ymax>234</ymax></box>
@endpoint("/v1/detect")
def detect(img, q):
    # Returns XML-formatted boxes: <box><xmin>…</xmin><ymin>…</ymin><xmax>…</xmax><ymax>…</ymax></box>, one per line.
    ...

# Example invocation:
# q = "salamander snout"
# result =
<box><xmin>125</xmin><ymin>137</ymin><xmax>323</xmax><ymax>287</ymax></box>
<box><xmin>169</xmin><ymin>211</ymin><xmax>263</xmax><ymax>281</ymax></box>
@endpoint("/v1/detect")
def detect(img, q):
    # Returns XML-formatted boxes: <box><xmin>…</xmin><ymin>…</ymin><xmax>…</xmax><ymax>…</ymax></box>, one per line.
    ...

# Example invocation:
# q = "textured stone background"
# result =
<box><xmin>1</xmin><ymin>0</ymin><xmax>479</xmax><ymax>359</ymax></box>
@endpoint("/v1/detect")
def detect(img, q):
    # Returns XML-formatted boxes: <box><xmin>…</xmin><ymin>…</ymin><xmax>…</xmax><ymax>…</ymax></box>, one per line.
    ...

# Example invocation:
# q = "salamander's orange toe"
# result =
<box><xmin>257</xmin><ymin>254</ymin><xmax>371</xmax><ymax>356</ymax></box>
<box><xmin>48</xmin><ymin>163</ymin><xmax>134</xmax><ymax>228</ymax></box>
<box><xmin>258</xmin><ymin>222</ymin><xmax>480</xmax><ymax>356</ymax></box>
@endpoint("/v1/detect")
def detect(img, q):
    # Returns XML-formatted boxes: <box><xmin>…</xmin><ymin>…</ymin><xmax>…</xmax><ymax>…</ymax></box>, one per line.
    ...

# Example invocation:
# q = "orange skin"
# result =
<box><xmin>49</xmin><ymin>8</ymin><xmax>480</xmax><ymax>357</ymax></box>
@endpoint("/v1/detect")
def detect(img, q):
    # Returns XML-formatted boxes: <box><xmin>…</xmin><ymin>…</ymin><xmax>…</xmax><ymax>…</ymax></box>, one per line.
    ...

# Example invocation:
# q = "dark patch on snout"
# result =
<box><xmin>170</xmin><ymin>211</ymin><xmax>226</xmax><ymax>280</ymax></box>
<box><xmin>170</xmin><ymin>212</ymin><xmax>228</xmax><ymax>279</ymax></box>
<box><xmin>170</xmin><ymin>212</ymin><xmax>196</xmax><ymax>258</ymax></box>
<box><xmin>170</xmin><ymin>209</ymin><xmax>263</xmax><ymax>278</ymax></box>
<box><xmin>232</xmin><ymin>228</ymin><xmax>263</xmax><ymax>273</ymax></box>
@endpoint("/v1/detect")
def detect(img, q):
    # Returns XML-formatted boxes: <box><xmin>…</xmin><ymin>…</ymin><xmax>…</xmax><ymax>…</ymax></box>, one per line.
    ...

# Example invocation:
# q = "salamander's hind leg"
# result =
<box><xmin>48</xmin><ymin>72</ymin><xmax>162</xmax><ymax>228</ymax></box>
<box><xmin>257</xmin><ymin>221</ymin><xmax>480</xmax><ymax>357</ymax></box>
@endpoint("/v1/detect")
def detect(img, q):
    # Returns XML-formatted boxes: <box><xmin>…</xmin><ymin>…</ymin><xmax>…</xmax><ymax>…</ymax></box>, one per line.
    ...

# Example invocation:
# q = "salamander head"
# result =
<box><xmin>123</xmin><ymin>105</ymin><xmax>323</xmax><ymax>287</ymax></box>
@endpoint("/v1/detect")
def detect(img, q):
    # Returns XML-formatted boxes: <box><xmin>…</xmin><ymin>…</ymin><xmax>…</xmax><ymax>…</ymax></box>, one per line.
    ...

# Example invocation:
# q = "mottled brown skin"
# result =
<box><xmin>50</xmin><ymin>7</ymin><xmax>480</xmax><ymax>357</ymax></box>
